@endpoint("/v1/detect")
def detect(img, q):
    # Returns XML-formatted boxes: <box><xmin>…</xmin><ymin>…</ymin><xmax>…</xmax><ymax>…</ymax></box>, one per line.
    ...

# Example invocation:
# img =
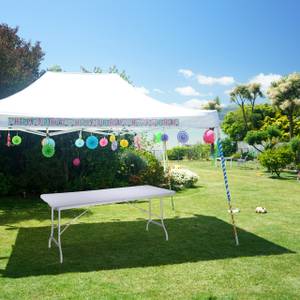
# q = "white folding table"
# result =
<box><xmin>41</xmin><ymin>185</ymin><xmax>175</xmax><ymax>263</ymax></box>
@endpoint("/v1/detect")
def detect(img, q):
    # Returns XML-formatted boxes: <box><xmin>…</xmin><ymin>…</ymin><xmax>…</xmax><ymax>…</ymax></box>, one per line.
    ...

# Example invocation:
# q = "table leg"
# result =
<box><xmin>160</xmin><ymin>198</ymin><xmax>168</xmax><ymax>241</ymax></box>
<box><xmin>146</xmin><ymin>199</ymin><xmax>152</xmax><ymax>231</ymax></box>
<box><xmin>48</xmin><ymin>207</ymin><xmax>54</xmax><ymax>248</ymax></box>
<box><xmin>57</xmin><ymin>209</ymin><xmax>63</xmax><ymax>263</ymax></box>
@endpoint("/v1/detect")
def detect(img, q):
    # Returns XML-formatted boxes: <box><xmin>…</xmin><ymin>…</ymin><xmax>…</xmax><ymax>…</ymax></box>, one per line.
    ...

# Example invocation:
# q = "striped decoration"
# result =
<box><xmin>217</xmin><ymin>138</ymin><xmax>239</xmax><ymax>246</ymax></box>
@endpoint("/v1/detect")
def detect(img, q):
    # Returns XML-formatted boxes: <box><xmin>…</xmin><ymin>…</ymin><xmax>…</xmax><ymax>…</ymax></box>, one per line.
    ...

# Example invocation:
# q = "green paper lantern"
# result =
<box><xmin>154</xmin><ymin>132</ymin><xmax>162</xmax><ymax>143</ymax></box>
<box><xmin>42</xmin><ymin>144</ymin><xmax>55</xmax><ymax>158</ymax></box>
<box><xmin>12</xmin><ymin>135</ymin><xmax>22</xmax><ymax>145</ymax></box>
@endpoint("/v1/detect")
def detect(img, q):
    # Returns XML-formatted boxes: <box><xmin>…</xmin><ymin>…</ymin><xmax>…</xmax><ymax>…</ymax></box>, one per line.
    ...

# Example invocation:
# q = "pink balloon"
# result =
<box><xmin>73</xmin><ymin>158</ymin><xmax>81</xmax><ymax>167</ymax></box>
<box><xmin>99</xmin><ymin>137</ymin><xmax>108</xmax><ymax>147</ymax></box>
<box><xmin>203</xmin><ymin>129</ymin><xmax>215</xmax><ymax>144</ymax></box>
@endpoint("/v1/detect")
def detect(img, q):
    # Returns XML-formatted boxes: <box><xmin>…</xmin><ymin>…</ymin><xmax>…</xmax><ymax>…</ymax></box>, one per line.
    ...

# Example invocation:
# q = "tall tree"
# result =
<box><xmin>230</xmin><ymin>85</ymin><xmax>251</xmax><ymax>130</ymax></box>
<box><xmin>0</xmin><ymin>23</ymin><xmax>44</xmax><ymax>99</ymax></box>
<box><xmin>267</xmin><ymin>73</ymin><xmax>300</xmax><ymax>139</ymax></box>
<box><xmin>248</xmin><ymin>83</ymin><xmax>264</xmax><ymax>113</ymax></box>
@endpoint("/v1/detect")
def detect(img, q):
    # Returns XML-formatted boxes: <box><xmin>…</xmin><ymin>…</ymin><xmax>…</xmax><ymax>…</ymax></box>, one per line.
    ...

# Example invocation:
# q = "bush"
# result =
<box><xmin>258</xmin><ymin>145</ymin><xmax>294</xmax><ymax>176</ymax></box>
<box><xmin>0</xmin><ymin>173</ymin><xmax>12</xmax><ymax>196</ymax></box>
<box><xmin>167</xmin><ymin>146</ymin><xmax>187</xmax><ymax>160</ymax></box>
<box><xmin>169</xmin><ymin>167</ymin><xmax>199</xmax><ymax>190</ymax></box>
<box><xmin>220</xmin><ymin>138</ymin><xmax>237</xmax><ymax>157</ymax></box>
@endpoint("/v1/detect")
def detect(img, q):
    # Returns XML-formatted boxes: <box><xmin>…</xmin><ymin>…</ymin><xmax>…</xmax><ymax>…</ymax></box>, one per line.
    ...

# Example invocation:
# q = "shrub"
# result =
<box><xmin>258</xmin><ymin>145</ymin><xmax>294</xmax><ymax>176</ymax></box>
<box><xmin>169</xmin><ymin>167</ymin><xmax>199</xmax><ymax>190</ymax></box>
<box><xmin>220</xmin><ymin>138</ymin><xmax>237</xmax><ymax>157</ymax></box>
<box><xmin>167</xmin><ymin>146</ymin><xmax>187</xmax><ymax>160</ymax></box>
<box><xmin>290</xmin><ymin>136</ymin><xmax>300</xmax><ymax>166</ymax></box>
<box><xmin>0</xmin><ymin>173</ymin><xmax>12</xmax><ymax>196</ymax></box>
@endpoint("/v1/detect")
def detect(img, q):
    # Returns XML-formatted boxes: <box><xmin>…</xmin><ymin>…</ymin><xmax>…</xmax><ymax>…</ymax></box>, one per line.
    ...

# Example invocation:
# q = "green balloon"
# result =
<box><xmin>42</xmin><ymin>144</ymin><xmax>55</xmax><ymax>158</ymax></box>
<box><xmin>154</xmin><ymin>132</ymin><xmax>162</xmax><ymax>143</ymax></box>
<box><xmin>12</xmin><ymin>135</ymin><xmax>22</xmax><ymax>145</ymax></box>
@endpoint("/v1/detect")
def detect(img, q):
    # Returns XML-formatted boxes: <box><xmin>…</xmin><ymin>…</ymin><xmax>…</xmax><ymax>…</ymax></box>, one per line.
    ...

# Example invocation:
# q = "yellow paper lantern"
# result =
<box><xmin>109</xmin><ymin>134</ymin><xmax>116</xmax><ymax>143</ymax></box>
<box><xmin>120</xmin><ymin>139</ymin><xmax>129</xmax><ymax>148</ymax></box>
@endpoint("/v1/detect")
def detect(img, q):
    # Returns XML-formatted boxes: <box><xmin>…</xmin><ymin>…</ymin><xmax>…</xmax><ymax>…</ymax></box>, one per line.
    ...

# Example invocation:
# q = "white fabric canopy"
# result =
<box><xmin>0</xmin><ymin>72</ymin><xmax>219</xmax><ymax>132</ymax></box>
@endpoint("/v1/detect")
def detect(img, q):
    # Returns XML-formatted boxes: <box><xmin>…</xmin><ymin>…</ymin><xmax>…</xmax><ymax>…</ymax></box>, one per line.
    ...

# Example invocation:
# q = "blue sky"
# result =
<box><xmin>2</xmin><ymin>0</ymin><xmax>300</xmax><ymax>107</ymax></box>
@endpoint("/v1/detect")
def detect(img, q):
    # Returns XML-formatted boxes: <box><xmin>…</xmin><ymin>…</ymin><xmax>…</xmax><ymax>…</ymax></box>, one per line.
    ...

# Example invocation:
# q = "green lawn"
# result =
<box><xmin>0</xmin><ymin>161</ymin><xmax>300</xmax><ymax>299</ymax></box>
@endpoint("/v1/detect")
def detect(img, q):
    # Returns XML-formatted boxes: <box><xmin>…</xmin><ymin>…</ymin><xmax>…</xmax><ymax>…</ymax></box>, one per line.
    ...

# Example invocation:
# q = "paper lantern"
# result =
<box><xmin>109</xmin><ymin>134</ymin><xmax>116</xmax><ymax>143</ymax></box>
<box><xmin>120</xmin><ymin>139</ymin><xmax>129</xmax><ymax>148</ymax></box>
<box><xmin>111</xmin><ymin>141</ymin><xmax>118</xmax><ymax>151</ymax></box>
<box><xmin>203</xmin><ymin>129</ymin><xmax>215</xmax><ymax>144</ymax></box>
<box><xmin>99</xmin><ymin>137</ymin><xmax>108</xmax><ymax>147</ymax></box>
<box><xmin>161</xmin><ymin>133</ymin><xmax>169</xmax><ymax>142</ymax></box>
<box><xmin>12</xmin><ymin>135</ymin><xmax>22</xmax><ymax>145</ymax></box>
<box><xmin>154</xmin><ymin>132</ymin><xmax>162</xmax><ymax>143</ymax></box>
<box><xmin>6</xmin><ymin>133</ymin><xmax>11</xmax><ymax>147</ymax></box>
<box><xmin>42</xmin><ymin>137</ymin><xmax>55</xmax><ymax>147</ymax></box>
<box><xmin>42</xmin><ymin>144</ymin><xmax>55</xmax><ymax>158</ymax></box>
<box><xmin>75</xmin><ymin>138</ymin><xmax>85</xmax><ymax>148</ymax></box>
<box><xmin>72</xmin><ymin>158</ymin><xmax>81</xmax><ymax>167</ymax></box>
<box><xmin>177</xmin><ymin>131</ymin><xmax>189</xmax><ymax>144</ymax></box>
<box><xmin>134</xmin><ymin>135</ymin><xmax>142</xmax><ymax>149</ymax></box>
<box><xmin>86</xmin><ymin>135</ymin><xmax>98</xmax><ymax>149</ymax></box>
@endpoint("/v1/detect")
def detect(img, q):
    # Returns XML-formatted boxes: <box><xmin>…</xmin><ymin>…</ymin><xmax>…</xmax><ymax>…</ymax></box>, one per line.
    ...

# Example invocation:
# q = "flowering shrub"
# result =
<box><xmin>169</xmin><ymin>167</ymin><xmax>199</xmax><ymax>190</ymax></box>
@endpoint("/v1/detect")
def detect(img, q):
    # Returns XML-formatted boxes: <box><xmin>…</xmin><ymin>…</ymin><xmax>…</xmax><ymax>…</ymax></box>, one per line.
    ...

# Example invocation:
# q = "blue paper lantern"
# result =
<box><xmin>161</xmin><ymin>133</ymin><xmax>169</xmax><ymax>142</ymax></box>
<box><xmin>177</xmin><ymin>131</ymin><xmax>189</xmax><ymax>144</ymax></box>
<box><xmin>75</xmin><ymin>138</ymin><xmax>85</xmax><ymax>148</ymax></box>
<box><xmin>86</xmin><ymin>135</ymin><xmax>98</xmax><ymax>150</ymax></box>
<box><xmin>111</xmin><ymin>141</ymin><xmax>118</xmax><ymax>151</ymax></box>
<box><xmin>42</xmin><ymin>137</ymin><xmax>55</xmax><ymax>147</ymax></box>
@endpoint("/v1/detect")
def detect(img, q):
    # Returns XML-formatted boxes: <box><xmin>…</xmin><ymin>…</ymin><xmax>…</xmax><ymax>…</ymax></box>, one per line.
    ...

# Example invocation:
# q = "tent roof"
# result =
<box><xmin>0</xmin><ymin>72</ymin><xmax>219</xmax><ymax>130</ymax></box>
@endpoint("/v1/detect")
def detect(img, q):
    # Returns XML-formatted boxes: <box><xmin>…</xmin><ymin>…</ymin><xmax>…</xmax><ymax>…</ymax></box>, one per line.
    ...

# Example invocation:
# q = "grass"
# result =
<box><xmin>0</xmin><ymin>161</ymin><xmax>300</xmax><ymax>299</ymax></box>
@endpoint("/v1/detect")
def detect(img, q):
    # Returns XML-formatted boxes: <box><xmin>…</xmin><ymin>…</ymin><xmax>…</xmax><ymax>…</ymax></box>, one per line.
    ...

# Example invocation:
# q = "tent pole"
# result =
<box><xmin>216</xmin><ymin>128</ymin><xmax>239</xmax><ymax>246</ymax></box>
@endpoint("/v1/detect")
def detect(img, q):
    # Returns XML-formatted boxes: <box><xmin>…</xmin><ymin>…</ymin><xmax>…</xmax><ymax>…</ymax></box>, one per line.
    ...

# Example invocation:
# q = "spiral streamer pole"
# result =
<box><xmin>217</xmin><ymin>138</ymin><xmax>239</xmax><ymax>246</ymax></box>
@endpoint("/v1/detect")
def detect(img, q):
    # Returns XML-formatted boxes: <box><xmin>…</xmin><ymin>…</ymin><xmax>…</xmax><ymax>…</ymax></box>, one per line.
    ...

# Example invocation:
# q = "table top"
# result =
<box><xmin>41</xmin><ymin>185</ymin><xmax>175</xmax><ymax>210</ymax></box>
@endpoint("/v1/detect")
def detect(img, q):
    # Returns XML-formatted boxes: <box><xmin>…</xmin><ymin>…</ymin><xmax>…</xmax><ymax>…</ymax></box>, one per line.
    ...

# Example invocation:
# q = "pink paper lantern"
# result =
<box><xmin>203</xmin><ymin>129</ymin><xmax>215</xmax><ymax>144</ymax></box>
<box><xmin>73</xmin><ymin>158</ymin><xmax>81</xmax><ymax>167</ymax></box>
<box><xmin>99</xmin><ymin>137</ymin><xmax>108</xmax><ymax>147</ymax></box>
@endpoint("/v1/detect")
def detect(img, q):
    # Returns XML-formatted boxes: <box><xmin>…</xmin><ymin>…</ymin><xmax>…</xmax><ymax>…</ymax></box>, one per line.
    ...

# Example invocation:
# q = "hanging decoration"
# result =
<box><xmin>42</xmin><ymin>137</ymin><xmax>56</xmax><ymax>147</ymax></box>
<box><xmin>111</xmin><ymin>141</ymin><xmax>118</xmax><ymax>151</ymax></box>
<box><xmin>42</xmin><ymin>144</ymin><xmax>55</xmax><ymax>158</ymax></box>
<box><xmin>120</xmin><ymin>139</ymin><xmax>129</xmax><ymax>148</ymax></box>
<box><xmin>6</xmin><ymin>132</ymin><xmax>11</xmax><ymax>147</ymax></box>
<box><xmin>177</xmin><ymin>130</ymin><xmax>189</xmax><ymax>144</ymax></box>
<box><xmin>109</xmin><ymin>134</ymin><xmax>116</xmax><ymax>143</ymax></box>
<box><xmin>161</xmin><ymin>133</ymin><xmax>169</xmax><ymax>142</ymax></box>
<box><xmin>154</xmin><ymin>132</ymin><xmax>162</xmax><ymax>143</ymax></box>
<box><xmin>72</xmin><ymin>157</ymin><xmax>81</xmax><ymax>167</ymax></box>
<box><xmin>203</xmin><ymin>129</ymin><xmax>215</xmax><ymax>144</ymax></box>
<box><xmin>86</xmin><ymin>135</ymin><xmax>98</xmax><ymax>150</ymax></box>
<box><xmin>99</xmin><ymin>137</ymin><xmax>108</xmax><ymax>147</ymax></box>
<box><xmin>12</xmin><ymin>135</ymin><xmax>22</xmax><ymax>145</ymax></box>
<box><xmin>75</xmin><ymin>131</ymin><xmax>85</xmax><ymax>148</ymax></box>
<box><xmin>134</xmin><ymin>135</ymin><xmax>142</xmax><ymax>150</ymax></box>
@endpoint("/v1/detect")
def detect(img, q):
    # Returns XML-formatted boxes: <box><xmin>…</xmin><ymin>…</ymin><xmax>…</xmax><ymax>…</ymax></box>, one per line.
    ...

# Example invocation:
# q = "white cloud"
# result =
<box><xmin>249</xmin><ymin>73</ymin><xmax>282</xmax><ymax>92</ymax></box>
<box><xmin>197</xmin><ymin>73</ymin><xmax>235</xmax><ymax>85</ymax></box>
<box><xmin>183</xmin><ymin>98</ymin><xmax>209</xmax><ymax>109</ymax></box>
<box><xmin>153</xmin><ymin>88</ymin><xmax>164</xmax><ymax>94</ymax></box>
<box><xmin>178</xmin><ymin>69</ymin><xmax>194</xmax><ymax>78</ymax></box>
<box><xmin>175</xmin><ymin>86</ymin><xmax>200</xmax><ymax>96</ymax></box>
<box><xmin>135</xmin><ymin>86</ymin><xmax>150</xmax><ymax>95</ymax></box>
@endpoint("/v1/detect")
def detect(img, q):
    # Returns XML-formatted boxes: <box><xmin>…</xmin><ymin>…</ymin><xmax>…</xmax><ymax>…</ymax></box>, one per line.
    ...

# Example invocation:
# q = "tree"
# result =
<box><xmin>248</xmin><ymin>83</ymin><xmax>264</xmax><ymax>113</ymax></box>
<box><xmin>0</xmin><ymin>23</ymin><xmax>44</xmax><ymax>99</ymax></box>
<box><xmin>267</xmin><ymin>73</ymin><xmax>300</xmax><ymax>139</ymax></box>
<box><xmin>203</xmin><ymin>96</ymin><xmax>222</xmax><ymax>112</ymax></box>
<box><xmin>230</xmin><ymin>85</ymin><xmax>251</xmax><ymax>130</ymax></box>
<box><xmin>47</xmin><ymin>65</ymin><xmax>62</xmax><ymax>72</ymax></box>
<box><xmin>80</xmin><ymin>65</ymin><xmax>132</xmax><ymax>84</ymax></box>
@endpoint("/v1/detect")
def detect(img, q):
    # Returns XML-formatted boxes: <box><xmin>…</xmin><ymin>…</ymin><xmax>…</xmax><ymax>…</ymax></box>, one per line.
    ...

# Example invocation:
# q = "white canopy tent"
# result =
<box><xmin>0</xmin><ymin>71</ymin><xmax>239</xmax><ymax>245</ymax></box>
<box><xmin>0</xmin><ymin>71</ymin><xmax>220</xmax><ymax>134</ymax></box>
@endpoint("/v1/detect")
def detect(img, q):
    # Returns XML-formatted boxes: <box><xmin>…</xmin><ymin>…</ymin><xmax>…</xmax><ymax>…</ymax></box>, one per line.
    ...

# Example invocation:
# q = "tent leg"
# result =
<box><xmin>217</xmin><ymin>138</ymin><xmax>239</xmax><ymax>246</ymax></box>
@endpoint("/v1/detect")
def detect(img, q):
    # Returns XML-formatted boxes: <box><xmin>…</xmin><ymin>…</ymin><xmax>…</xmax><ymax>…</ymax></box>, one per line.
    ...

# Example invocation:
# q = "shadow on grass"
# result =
<box><xmin>3</xmin><ymin>215</ymin><xmax>294</xmax><ymax>278</ymax></box>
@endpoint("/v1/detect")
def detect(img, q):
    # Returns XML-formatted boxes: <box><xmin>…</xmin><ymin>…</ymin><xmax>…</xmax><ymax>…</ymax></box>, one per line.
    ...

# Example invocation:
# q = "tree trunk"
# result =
<box><xmin>241</xmin><ymin>104</ymin><xmax>248</xmax><ymax>130</ymax></box>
